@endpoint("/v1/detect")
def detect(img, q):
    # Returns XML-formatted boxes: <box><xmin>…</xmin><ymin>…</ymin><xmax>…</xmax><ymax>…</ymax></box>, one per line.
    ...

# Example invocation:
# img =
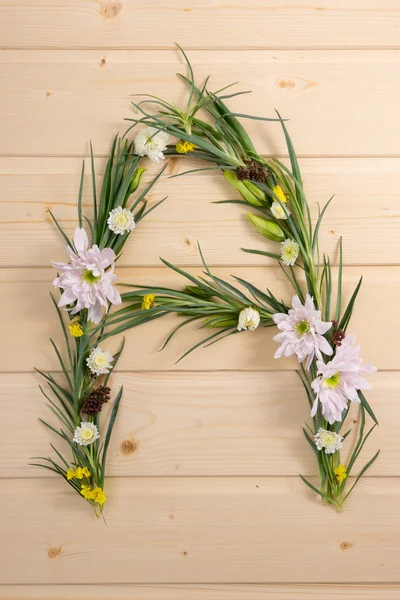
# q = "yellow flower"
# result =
<box><xmin>66</xmin><ymin>468</ymin><xmax>75</xmax><ymax>480</ymax></box>
<box><xmin>176</xmin><ymin>140</ymin><xmax>196</xmax><ymax>154</ymax></box>
<box><xmin>80</xmin><ymin>485</ymin><xmax>96</xmax><ymax>500</ymax></box>
<box><xmin>68</xmin><ymin>320</ymin><xmax>84</xmax><ymax>337</ymax></box>
<box><xmin>142</xmin><ymin>294</ymin><xmax>155</xmax><ymax>310</ymax></box>
<box><xmin>334</xmin><ymin>464</ymin><xmax>347</xmax><ymax>483</ymax></box>
<box><xmin>92</xmin><ymin>487</ymin><xmax>107</xmax><ymax>506</ymax></box>
<box><xmin>273</xmin><ymin>185</ymin><xmax>287</xmax><ymax>204</ymax></box>
<box><xmin>82</xmin><ymin>467</ymin><xmax>91</xmax><ymax>478</ymax></box>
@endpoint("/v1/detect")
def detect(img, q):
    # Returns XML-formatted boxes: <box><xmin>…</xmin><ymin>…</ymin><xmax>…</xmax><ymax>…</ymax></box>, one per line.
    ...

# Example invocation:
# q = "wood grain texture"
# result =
<box><xmin>3</xmin><ymin>584</ymin><xmax>400</xmax><ymax>600</ymax></box>
<box><xmin>0</xmin><ymin>371</ymin><xmax>392</xmax><ymax>478</ymax></box>
<box><xmin>0</xmin><ymin>1</ymin><xmax>397</xmax><ymax>595</ymax></box>
<box><xmin>1</xmin><ymin>266</ymin><xmax>396</xmax><ymax>372</ymax></box>
<box><xmin>1</xmin><ymin>50</ymin><xmax>400</xmax><ymax>156</ymax></box>
<box><xmin>1</xmin><ymin>156</ymin><xmax>399</xmax><ymax>267</ymax></box>
<box><xmin>0</xmin><ymin>477</ymin><xmax>399</xmax><ymax>584</ymax></box>
<box><xmin>1</xmin><ymin>1</ymin><xmax>400</xmax><ymax>50</ymax></box>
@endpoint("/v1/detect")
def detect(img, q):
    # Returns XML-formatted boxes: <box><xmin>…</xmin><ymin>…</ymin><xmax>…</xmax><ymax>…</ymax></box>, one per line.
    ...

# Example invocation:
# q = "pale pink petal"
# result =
<box><xmin>318</xmin><ymin>335</ymin><xmax>333</xmax><ymax>356</ymax></box>
<box><xmin>88</xmin><ymin>302</ymin><xmax>103</xmax><ymax>324</ymax></box>
<box><xmin>58</xmin><ymin>288</ymin><xmax>77</xmax><ymax>307</ymax></box>
<box><xmin>74</xmin><ymin>227</ymin><xmax>89</xmax><ymax>254</ymax></box>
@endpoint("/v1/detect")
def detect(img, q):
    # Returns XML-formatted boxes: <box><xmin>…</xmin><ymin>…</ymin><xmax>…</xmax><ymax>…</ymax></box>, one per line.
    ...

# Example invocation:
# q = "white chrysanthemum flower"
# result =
<box><xmin>311</xmin><ymin>334</ymin><xmax>377</xmax><ymax>424</ymax></box>
<box><xmin>73</xmin><ymin>421</ymin><xmax>100</xmax><ymax>446</ymax></box>
<box><xmin>107</xmin><ymin>207</ymin><xmax>136</xmax><ymax>235</ymax></box>
<box><xmin>281</xmin><ymin>238</ymin><xmax>299</xmax><ymax>266</ymax></box>
<box><xmin>271</xmin><ymin>201</ymin><xmax>289</xmax><ymax>220</ymax></box>
<box><xmin>134</xmin><ymin>126</ymin><xmax>170</xmax><ymax>163</ymax></box>
<box><xmin>272</xmin><ymin>294</ymin><xmax>333</xmax><ymax>370</ymax></box>
<box><xmin>237</xmin><ymin>307</ymin><xmax>260</xmax><ymax>331</ymax></box>
<box><xmin>314</xmin><ymin>427</ymin><xmax>343</xmax><ymax>454</ymax></box>
<box><xmin>86</xmin><ymin>347</ymin><xmax>114</xmax><ymax>376</ymax></box>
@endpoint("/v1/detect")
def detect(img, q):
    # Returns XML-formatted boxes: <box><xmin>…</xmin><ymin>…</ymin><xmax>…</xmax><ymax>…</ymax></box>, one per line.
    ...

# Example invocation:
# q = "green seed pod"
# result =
<box><xmin>128</xmin><ymin>167</ymin><xmax>147</xmax><ymax>196</ymax></box>
<box><xmin>224</xmin><ymin>170</ymin><xmax>265</xmax><ymax>207</ymax></box>
<box><xmin>184</xmin><ymin>285</ymin><xmax>213</xmax><ymax>299</ymax></box>
<box><xmin>246</xmin><ymin>212</ymin><xmax>285</xmax><ymax>242</ymax></box>
<box><xmin>243</xmin><ymin>180</ymin><xmax>267</xmax><ymax>203</ymax></box>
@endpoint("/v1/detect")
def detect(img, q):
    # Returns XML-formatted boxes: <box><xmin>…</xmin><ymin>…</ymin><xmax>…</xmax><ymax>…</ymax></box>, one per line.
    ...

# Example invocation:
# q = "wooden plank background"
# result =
<box><xmin>0</xmin><ymin>1</ymin><xmax>398</xmax><ymax>597</ymax></box>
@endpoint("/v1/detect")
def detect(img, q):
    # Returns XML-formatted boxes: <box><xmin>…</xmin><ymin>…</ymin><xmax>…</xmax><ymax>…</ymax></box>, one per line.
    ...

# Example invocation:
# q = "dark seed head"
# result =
<box><xmin>81</xmin><ymin>386</ymin><xmax>111</xmax><ymax>416</ymax></box>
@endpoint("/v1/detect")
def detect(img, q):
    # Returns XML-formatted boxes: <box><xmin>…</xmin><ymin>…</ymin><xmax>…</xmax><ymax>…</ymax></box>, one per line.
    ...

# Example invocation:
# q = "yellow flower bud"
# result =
<box><xmin>141</xmin><ymin>294</ymin><xmax>155</xmax><ymax>310</ymax></box>
<box><xmin>246</xmin><ymin>212</ymin><xmax>285</xmax><ymax>242</ymax></box>
<box><xmin>176</xmin><ymin>140</ymin><xmax>196</xmax><ymax>154</ymax></box>
<box><xmin>68</xmin><ymin>318</ymin><xmax>84</xmax><ymax>338</ymax></box>
<box><xmin>66</xmin><ymin>468</ymin><xmax>76</xmax><ymax>480</ymax></box>
<box><xmin>334</xmin><ymin>464</ymin><xmax>347</xmax><ymax>483</ymax></box>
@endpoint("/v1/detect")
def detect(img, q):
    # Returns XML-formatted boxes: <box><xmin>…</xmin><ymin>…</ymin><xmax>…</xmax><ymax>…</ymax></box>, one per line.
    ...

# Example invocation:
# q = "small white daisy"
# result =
<box><xmin>271</xmin><ymin>201</ymin><xmax>289</xmax><ymax>220</ymax></box>
<box><xmin>237</xmin><ymin>307</ymin><xmax>260</xmax><ymax>331</ymax></box>
<box><xmin>314</xmin><ymin>427</ymin><xmax>344</xmax><ymax>454</ymax></box>
<box><xmin>73</xmin><ymin>421</ymin><xmax>100</xmax><ymax>446</ymax></box>
<box><xmin>86</xmin><ymin>347</ymin><xmax>114</xmax><ymax>376</ymax></box>
<box><xmin>107</xmin><ymin>206</ymin><xmax>136</xmax><ymax>235</ymax></box>
<box><xmin>281</xmin><ymin>238</ymin><xmax>299</xmax><ymax>266</ymax></box>
<box><xmin>134</xmin><ymin>126</ymin><xmax>170</xmax><ymax>163</ymax></box>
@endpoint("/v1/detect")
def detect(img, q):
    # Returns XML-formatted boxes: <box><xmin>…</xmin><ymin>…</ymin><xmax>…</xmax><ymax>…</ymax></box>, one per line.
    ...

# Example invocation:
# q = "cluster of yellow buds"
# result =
<box><xmin>80</xmin><ymin>485</ymin><xmax>107</xmax><ymax>505</ymax></box>
<box><xmin>68</xmin><ymin>317</ymin><xmax>84</xmax><ymax>338</ymax></box>
<box><xmin>334</xmin><ymin>464</ymin><xmax>347</xmax><ymax>483</ymax></box>
<box><xmin>142</xmin><ymin>293</ymin><xmax>156</xmax><ymax>310</ymax></box>
<box><xmin>67</xmin><ymin>466</ymin><xmax>91</xmax><ymax>480</ymax></box>
<box><xmin>176</xmin><ymin>140</ymin><xmax>196</xmax><ymax>154</ymax></box>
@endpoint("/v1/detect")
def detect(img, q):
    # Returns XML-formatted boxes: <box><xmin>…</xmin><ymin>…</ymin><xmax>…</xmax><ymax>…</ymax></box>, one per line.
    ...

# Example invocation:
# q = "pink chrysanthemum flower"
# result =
<box><xmin>272</xmin><ymin>294</ymin><xmax>333</xmax><ymax>370</ymax></box>
<box><xmin>311</xmin><ymin>334</ymin><xmax>377</xmax><ymax>424</ymax></box>
<box><xmin>52</xmin><ymin>227</ymin><xmax>121</xmax><ymax>324</ymax></box>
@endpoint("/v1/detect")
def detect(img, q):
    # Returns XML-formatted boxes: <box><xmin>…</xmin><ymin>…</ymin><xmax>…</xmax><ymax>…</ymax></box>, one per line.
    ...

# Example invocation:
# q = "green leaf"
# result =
<box><xmin>48</xmin><ymin>210</ymin><xmax>73</xmax><ymax>249</ymax></box>
<box><xmin>299</xmin><ymin>474</ymin><xmax>339</xmax><ymax>507</ymax></box>
<box><xmin>159</xmin><ymin>316</ymin><xmax>202</xmax><ymax>351</ymax></box>
<box><xmin>90</xmin><ymin>141</ymin><xmax>98</xmax><ymax>232</ymax></box>
<box><xmin>49</xmin><ymin>338</ymin><xmax>73</xmax><ymax>391</ymax></box>
<box><xmin>49</xmin><ymin>293</ymin><xmax>73</xmax><ymax>370</ymax></box>
<box><xmin>338</xmin><ymin>276</ymin><xmax>363</xmax><ymax>332</ymax></box>
<box><xmin>104</xmin><ymin>338</ymin><xmax>125</xmax><ymax>386</ymax></box>
<box><xmin>312</xmin><ymin>195</ymin><xmax>334</xmax><ymax>255</ymax></box>
<box><xmin>241</xmin><ymin>247</ymin><xmax>282</xmax><ymax>261</ymax></box>
<box><xmin>303</xmin><ymin>428</ymin><xmax>319</xmax><ymax>457</ymax></box>
<box><xmin>77</xmin><ymin>160</ymin><xmax>85</xmax><ymax>228</ymax></box>
<box><xmin>176</xmin><ymin>328</ymin><xmax>232</xmax><ymax>363</ymax></box>
<box><xmin>335</xmin><ymin>237</ymin><xmax>343</xmax><ymax>321</ymax></box>
<box><xmin>100</xmin><ymin>386</ymin><xmax>123</xmax><ymax>487</ymax></box>
<box><xmin>358</xmin><ymin>390</ymin><xmax>379</xmax><ymax>425</ymax></box>
<box><xmin>343</xmin><ymin>450</ymin><xmax>380</xmax><ymax>502</ymax></box>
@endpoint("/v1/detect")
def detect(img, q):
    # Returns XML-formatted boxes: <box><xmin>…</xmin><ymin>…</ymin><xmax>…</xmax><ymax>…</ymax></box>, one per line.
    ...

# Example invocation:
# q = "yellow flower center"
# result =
<box><xmin>94</xmin><ymin>353</ymin><xmax>108</xmax><ymax>367</ymax></box>
<box><xmin>295</xmin><ymin>320</ymin><xmax>310</xmax><ymax>335</ymax></box>
<box><xmin>115</xmin><ymin>213</ymin><xmax>130</xmax><ymax>228</ymax></box>
<box><xmin>81</xmin><ymin>428</ymin><xmax>94</xmax><ymax>441</ymax></box>
<box><xmin>82</xmin><ymin>270</ymin><xmax>101</xmax><ymax>284</ymax></box>
<box><xmin>324</xmin><ymin>372</ymin><xmax>341</xmax><ymax>389</ymax></box>
<box><xmin>321</xmin><ymin>432</ymin><xmax>336</xmax><ymax>446</ymax></box>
